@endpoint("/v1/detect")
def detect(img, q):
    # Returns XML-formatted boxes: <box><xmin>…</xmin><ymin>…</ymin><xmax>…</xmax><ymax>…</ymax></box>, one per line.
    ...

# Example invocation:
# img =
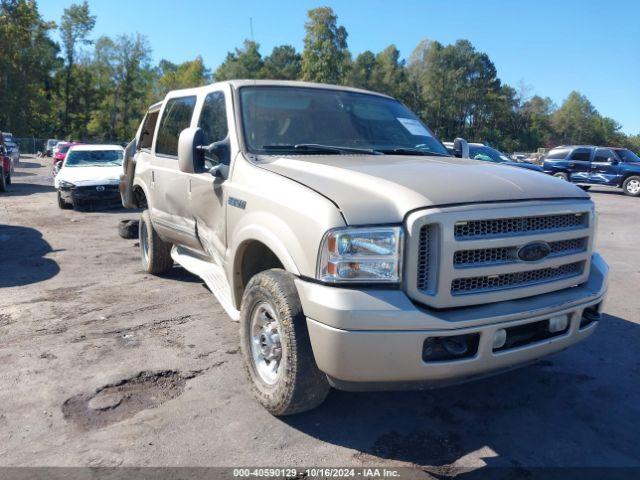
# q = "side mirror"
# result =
<box><xmin>608</xmin><ymin>157</ymin><xmax>619</xmax><ymax>165</ymax></box>
<box><xmin>453</xmin><ymin>137</ymin><xmax>469</xmax><ymax>158</ymax></box>
<box><xmin>177</xmin><ymin>127</ymin><xmax>205</xmax><ymax>174</ymax></box>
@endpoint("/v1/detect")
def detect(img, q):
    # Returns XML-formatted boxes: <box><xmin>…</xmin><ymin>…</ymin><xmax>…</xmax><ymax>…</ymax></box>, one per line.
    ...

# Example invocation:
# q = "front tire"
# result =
<box><xmin>553</xmin><ymin>172</ymin><xmax>569</xmax><ymax>181</ymax></box>
<box><xmin>240</xmin><ymin>269</ymin><xmax>329</xmax><ymax>416</ymax></box>
<box><xmin>139</xmin><ymin>209</ymin><xmax>173</xmax><ymax>274</ymax></box>
<box><xmin>622</xmin><ymin>176</ymin><xmax>640</xmax><ymax>197</ymax></box>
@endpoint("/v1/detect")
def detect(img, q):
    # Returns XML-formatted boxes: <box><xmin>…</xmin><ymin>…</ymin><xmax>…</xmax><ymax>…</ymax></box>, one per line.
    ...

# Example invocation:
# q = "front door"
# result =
<box><xmin>589</xmin><ymin>147</ymin><xmax>620</xmax><ymax>186</ymax></box>
<box><xmin>189</xmin><ymin>89</ymin><xmax>231</xmax><ymax>264</ymax></box>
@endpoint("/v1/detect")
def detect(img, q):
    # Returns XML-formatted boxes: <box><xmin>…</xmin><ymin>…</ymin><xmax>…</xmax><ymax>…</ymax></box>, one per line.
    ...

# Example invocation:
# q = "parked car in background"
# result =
<box><xmin>46</xmin><ymin>139</ymin><xmax>61</xmax><ymax>157</ymax></box>
<box><xmin>55</xmin><ymin>144</ymin><xmax>124</xmax><ymax>209</ymax></box>
<box><xmin>2</xmin><ymin>132</ymin><xmax>20</xmax><ymax>166</ymax></box>
<box><xmin>120</xmin><ymin>80</ymin><xmax>608</xmax><ymax>415</ymax></box>
<box><xmin>443</xmin><ymin>141</ymin><xmax>544</xmax><ymax>172</ymax></box>
<box><xmin>0</xmin><ymin>144</ymin><xmax>12</xmax><ymax>191</ymax></box>
<box><xmin>543</xmin><ymin>145</ymin><xmax>640</xmax><ymax>196</ymax></box>
<box><xmin>52</xmin><ymin>142</ymin><xmax>77</xmax><ymax>167</ymax></box>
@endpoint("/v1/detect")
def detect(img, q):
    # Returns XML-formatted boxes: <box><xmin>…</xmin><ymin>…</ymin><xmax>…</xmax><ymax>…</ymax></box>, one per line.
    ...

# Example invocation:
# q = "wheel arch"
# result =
<box><xmin>229</xmin><ymin>226</ymin><xmax>301</xmax><ymax>309</ymax></box>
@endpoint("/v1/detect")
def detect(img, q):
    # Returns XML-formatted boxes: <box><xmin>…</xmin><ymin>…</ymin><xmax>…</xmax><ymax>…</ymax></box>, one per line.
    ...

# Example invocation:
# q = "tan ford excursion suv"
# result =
<box><xmin>120</xmin><ymin>80</ymin><xmax>609</xmax><ymax>415</ymax></box>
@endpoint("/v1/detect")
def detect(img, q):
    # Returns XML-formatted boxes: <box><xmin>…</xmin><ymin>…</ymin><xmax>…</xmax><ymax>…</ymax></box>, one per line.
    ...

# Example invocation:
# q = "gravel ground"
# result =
<box><xmin>0</xmin><ymin>156</ymin><xmax>639</xmax><ymax>476</ymax></box>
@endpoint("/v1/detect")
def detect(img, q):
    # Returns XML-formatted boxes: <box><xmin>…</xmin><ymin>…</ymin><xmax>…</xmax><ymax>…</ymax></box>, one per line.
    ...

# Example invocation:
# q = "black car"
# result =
<box><xmin>543</xmin><ymin>145</ymin><xmax>640</xmax><ymax>196</ymax></box>
<box><xmin>467</xmin><ymin>144</ymin><xmax>544</xmax><ymax>172</ymax></box>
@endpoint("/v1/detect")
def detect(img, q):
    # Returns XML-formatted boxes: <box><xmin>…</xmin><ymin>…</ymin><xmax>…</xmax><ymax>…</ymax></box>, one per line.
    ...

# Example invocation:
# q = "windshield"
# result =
<box><xmin>239</xmin><ymin>86</ymin><xmax>450</xmax><ymax>156</ymax></box>
<box><xmin>616</xmin><ymin>149</ymin><xmax>640</xmax><ymax>163</ymax></box>
<box><xmin>3</xmin><ymin>134</ymin><xmax>13</xmax><ymax>143</ymax></box>
<box><xmin>65</xmin><ymin>149</ymin><xmax>123</xmax><ymax>167</ymax></box>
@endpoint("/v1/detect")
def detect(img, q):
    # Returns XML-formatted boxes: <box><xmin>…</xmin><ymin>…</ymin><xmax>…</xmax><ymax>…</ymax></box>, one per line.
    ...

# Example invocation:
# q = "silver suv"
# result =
<box><xmin>120</xmin><ymin>80</ymin><xmax>608</xmax><ymax>415</ymax></box>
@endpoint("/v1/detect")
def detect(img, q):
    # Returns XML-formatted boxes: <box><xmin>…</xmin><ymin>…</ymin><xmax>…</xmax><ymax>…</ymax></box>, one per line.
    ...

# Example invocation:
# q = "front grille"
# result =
<box><xmin>454</xmin><ymin>213</ymin><xmax>588</xmax><ymax>240</ymax></box>
<box><xmin>416</xmin><ymin>225</ymin><xmax>432</xmax><ymax>291</ymax></box>
<box><xmin>451</xmin><ymin>261</ymin><xmax>584</xmax><ymax>295</ymax></box>
<box><xmin>454</xmin><ymin>237</ymin><xmax>588</xmax><ymax>268</ymax></box>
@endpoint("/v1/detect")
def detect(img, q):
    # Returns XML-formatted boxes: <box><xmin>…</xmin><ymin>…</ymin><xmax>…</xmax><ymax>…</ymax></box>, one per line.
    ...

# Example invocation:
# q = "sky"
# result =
<box><xmin>39</xmin><ymin>0</ymin><xmax>640</xmax><ymax>134</ymax></box>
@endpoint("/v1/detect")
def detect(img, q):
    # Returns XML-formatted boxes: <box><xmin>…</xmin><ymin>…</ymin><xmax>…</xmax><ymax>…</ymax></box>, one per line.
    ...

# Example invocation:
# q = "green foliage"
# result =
<box><xmin>59</xmin><ymin>1</ymin><xmax>95</xmax><ymax>132</ymax></box>
<box><xmin>214</xmin><ymin>40</ymin><xmax>264</xmax><ymax>81</ymax></box>
<box><xmin>301</xmin><ymin>7</ymin><xmax>350</xmax><ymax>84</ymax></box>
<box><xmin>0</xmin><ymin>0</ymin><xmax>59</xmax><ymax>135</ymax></box>
<box><xmin>0</xmin><ymin>2</ymin><xmax>638</xmax><ymax>153</ymax></box>
<box><xmin>156</xmin><ymin>56</ymin><xmax>211</xmax><ymax>97</ymax></box>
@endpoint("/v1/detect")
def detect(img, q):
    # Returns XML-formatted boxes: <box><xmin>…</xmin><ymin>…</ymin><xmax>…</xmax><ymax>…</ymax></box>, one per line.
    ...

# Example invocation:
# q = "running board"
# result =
<box><xmin>171</xmin><ymin>246</ymin><xmax>240</xmax><ymax>321</ymax></box>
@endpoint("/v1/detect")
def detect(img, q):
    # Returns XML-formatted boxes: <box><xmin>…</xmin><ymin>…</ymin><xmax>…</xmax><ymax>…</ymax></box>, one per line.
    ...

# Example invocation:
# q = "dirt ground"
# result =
<box><xmin>1</xmin><ymin>155</ymin><xmax>639</xmax><ymax>476</ymax></box>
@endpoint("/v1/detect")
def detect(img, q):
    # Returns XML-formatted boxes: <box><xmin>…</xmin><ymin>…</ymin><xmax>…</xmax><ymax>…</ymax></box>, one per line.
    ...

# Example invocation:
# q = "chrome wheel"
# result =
<box><xmin>626</xmin><ymin>180</ymin><xmax>640</xmax><ymax>195</ymax></box>
<box><xmin>553</xmin><ymin>173</ymin><xmax>569</xmax><ymax>181</ymax></box>
<box><xmin>250</xmin><ymin>301</ymin><xmax>282</xmax><ymax>385</ymax></box>
<box><xmin>140</xmin><ymin>220</ymin><xmax>149</xmax><ymax>266</ymax></box>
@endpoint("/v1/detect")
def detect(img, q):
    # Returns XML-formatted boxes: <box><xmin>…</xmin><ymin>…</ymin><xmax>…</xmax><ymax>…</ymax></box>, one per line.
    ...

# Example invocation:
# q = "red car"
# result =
<box><xmin>0</xmin><ymin>143</ymin><xmax>12</xmax><ymax>191</ymax></box>
<box><xmin>53</xmin><ymin>142</ymin><xmax>85</xmax><ymax>169</ymax></box>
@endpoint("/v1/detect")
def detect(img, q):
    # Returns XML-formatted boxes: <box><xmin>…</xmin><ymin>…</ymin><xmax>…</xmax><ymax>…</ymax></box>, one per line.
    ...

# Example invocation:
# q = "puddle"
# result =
<box><xmin>62</xmin><ymin>370</ymin><xmax>195</xmax><ymax>429</ymax></box>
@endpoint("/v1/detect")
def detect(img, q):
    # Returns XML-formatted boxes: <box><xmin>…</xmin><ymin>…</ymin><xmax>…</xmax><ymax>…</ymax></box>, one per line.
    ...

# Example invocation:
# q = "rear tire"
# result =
<box><xmin>622</xmin><ymin>176</ymin><xmax>640</xmax><ymax>197</ymax></box>
<box><xmin>57</xmin><ymin>191</ymin><xmax>72</xmax><ymax>209</ymax></box>
<box><xmin>553</xmin><ymin>172</ymin><xmax>569</xmax><ymax>181</ymax></box>
<box><xmin>139</xmin><ymin>209</ymin><xmax>173</xmax><ymax>274</ymax></box>
<box><xmin>240</xmin><ymin>269</ymin><xmax>330</xmax><ymax>416</ymax></box>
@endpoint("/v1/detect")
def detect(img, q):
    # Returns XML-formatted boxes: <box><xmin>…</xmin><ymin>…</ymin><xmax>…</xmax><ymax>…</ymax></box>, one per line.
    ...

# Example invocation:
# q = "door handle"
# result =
<box><xmin>568</xmin><ymin>163</ymin><xmax>575</xmax><ymax>167</ymax></box>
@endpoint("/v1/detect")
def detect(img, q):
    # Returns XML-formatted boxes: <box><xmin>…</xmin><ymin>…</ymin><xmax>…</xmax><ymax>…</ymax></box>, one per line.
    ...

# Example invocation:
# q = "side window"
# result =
<box><xmin>138</xmin><ymin>111</ymin><xmax>159</xmax><ymax>150</ymax></box>
<box><xmin>198</xmin><ymin>91</ymin><xmax>229</xmax><ymax>163</ymax></box>
<box><xmin>594</xmin><ymin>148</ymin><xmax>615</xmax><ymax>163</ymax></box>
<box><xmin>156</xmin><ymin>96</ymin><xmax>197</xmax><ymax>156</ymax></box>
<box><xmin>569</xmin><ymin>148</ymin><xmax>591</xmax><ymax>161</ymax></box>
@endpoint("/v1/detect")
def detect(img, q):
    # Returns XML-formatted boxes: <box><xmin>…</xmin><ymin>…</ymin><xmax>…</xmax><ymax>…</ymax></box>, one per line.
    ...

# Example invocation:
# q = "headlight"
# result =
<box><xmin>58</xmin><ymin>180</ymin><xmax>75</xmax><ymax>188</ymax></box>
<box><xmin>317</xmin><ymin>226</ymin><xmax>403</xmax><ymax>283</ymax></box>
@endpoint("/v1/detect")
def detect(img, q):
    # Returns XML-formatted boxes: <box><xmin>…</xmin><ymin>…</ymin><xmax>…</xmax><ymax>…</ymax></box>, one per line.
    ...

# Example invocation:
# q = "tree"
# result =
<box><xmin>347</xmin><ymin>50</ymin><xmax>376</xmax><ymax>89</ymax></box>
<box><xmin>262</xmin><ymin>45</ymin><xmax>301</xmax><ymax>80</ymax></box>
<box><xmin>214</xmin><ymin>40</ymin><xmax>264</xmax><ymax>81</ymax></box>
<box><xmin>0</xmin><ymin>0</ymin><xmax>59</xmax><ymax>135</ymax></box>
<box><xmin>551</xmin><ymin>91</ymin><xmax>601</xmax><ymax>145</ymax></box>
<box><xmin>301</xmin><ymin>7</ymin><xmax>350</xmax><ymax>84</ymax></box>
<box><xmin>87</xmin><ymin>34</ymin><xmax>153</xmax><ymax>141</ymax></box>
<box><xmin>59</xmin><ymin>1</ymin><xmax>95</xmax><ymax>133</ymax></box>
<box><xmin>156</xmin><ymin>56</ymin><xmax>211</xmax><ymax>96</ymax></box>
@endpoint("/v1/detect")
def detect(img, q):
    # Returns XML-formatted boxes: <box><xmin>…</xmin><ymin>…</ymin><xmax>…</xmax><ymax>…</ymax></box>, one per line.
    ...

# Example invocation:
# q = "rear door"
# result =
<box><xmin>151</xmin><ymin>95</ymin><xmax>201</xmax><ymax>248</ymax></box>
<box><xmin>589</xmin><ymin>147</ymin><xmax>620</xmax><ymax>185</ymax></box>
<box><xmin>565</xmin><ymin>147</ymin><xmax>592</xmax><ymax>183</ymax></box>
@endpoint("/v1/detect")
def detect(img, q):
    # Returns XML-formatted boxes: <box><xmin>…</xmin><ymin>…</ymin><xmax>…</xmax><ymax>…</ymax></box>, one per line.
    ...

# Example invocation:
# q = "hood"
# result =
<box><xmin>56</xmin><ymin>165</ymin><xmax>123</xmax><ymax>187</ymax></box>
<box><xmin>256</xmin><ymin>154</ymin><xmax>589</xmax><ymax>224</ymax></box>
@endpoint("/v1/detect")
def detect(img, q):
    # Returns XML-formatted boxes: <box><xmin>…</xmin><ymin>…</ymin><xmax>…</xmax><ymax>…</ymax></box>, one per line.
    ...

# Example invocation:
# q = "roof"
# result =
<box><xmin>68</xmin><ymin>144</ymin><xmax>123</xmax><ymax>151</ymax></box>
<box><xmin>162</xmin><ymin>79</ymin><xmax>394</xmax><ymax>101</ymax></box>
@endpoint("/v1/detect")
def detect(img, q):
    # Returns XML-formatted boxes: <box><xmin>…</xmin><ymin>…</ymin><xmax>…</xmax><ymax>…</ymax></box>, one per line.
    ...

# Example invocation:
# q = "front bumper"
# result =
<box><xmin>60</xmin><ymin>184</ymin><xmax>121</xmax><ymax>209</ymax></box>
<box><xmin>296</xmin><ymin>253</ymin><xmax>608</xmax><ymax>389</ymax></box>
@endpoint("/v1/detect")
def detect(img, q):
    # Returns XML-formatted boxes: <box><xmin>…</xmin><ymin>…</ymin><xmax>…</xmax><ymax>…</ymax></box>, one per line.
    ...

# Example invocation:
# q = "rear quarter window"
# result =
<box><xmin>155</xmin><ymin>96</ymin><xmax>197</xmax><ymax>156</ymax></box>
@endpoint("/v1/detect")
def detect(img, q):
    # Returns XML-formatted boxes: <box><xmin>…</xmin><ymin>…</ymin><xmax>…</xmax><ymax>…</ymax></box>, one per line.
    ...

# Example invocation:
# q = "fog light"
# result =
<box><xmin>493</xmin><ymin>329</ymin><xmax>507</xmax><ymax>349</ymax></box>
<box><xmin>548</xmin><ymin>315</ymin><xmax>569</xmax><ymax>333</ymax></box>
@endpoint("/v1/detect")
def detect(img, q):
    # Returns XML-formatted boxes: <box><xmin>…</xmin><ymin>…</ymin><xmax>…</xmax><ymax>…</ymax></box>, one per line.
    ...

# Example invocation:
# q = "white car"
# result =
<box><xmin>55</xmin><ymin>144</ymin><xmax>124</xmax><ymax>210</ymax></box>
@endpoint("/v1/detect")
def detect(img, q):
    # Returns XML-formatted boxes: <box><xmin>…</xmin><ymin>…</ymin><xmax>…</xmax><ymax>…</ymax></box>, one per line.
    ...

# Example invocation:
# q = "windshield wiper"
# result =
<box><xmin>377</xmin><ymin>147</ymin><xmax>451</xmax><ymax>157</ymax></box>
<box><xmin>262</xmin><ymin>144</ymin><xmax>383</xmax><ymax>155</ymax></box>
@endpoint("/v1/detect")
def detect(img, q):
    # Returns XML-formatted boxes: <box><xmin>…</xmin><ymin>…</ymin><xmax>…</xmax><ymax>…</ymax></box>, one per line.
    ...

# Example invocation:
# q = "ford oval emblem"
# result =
<box><xmin>96</xmin><ymin>185</ymin><xmax>105</xmax><ymax>192</ymax></box>
<box><xmin>517</xmin><ymin>241</ymin><xmax>551</xmax><ymax>262</ymax></box>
